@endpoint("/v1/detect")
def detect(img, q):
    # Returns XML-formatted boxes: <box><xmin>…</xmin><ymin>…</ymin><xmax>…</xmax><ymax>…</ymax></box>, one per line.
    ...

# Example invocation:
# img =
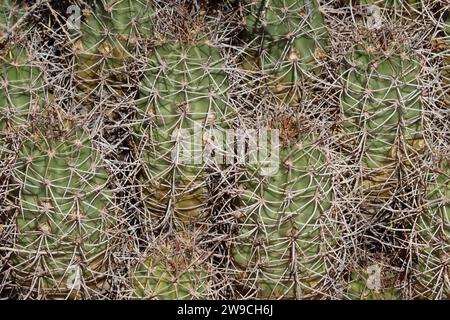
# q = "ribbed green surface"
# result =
<box><xmin>415</xmin><ymin>160</ymin><xmax>449</xmax><ymax>298</ymax></box>
<box><xmin>0</xmin><ymin>45</ymin><xmax>47</xmax><ymax>133</ymax></box>
<box><xmin>73</xmin><ymin>0</ymin><xmax>154</xmax><ymax>90</ymax></box>
<box><xmin>131</xmin><ymin>234</ymin><xmax>212</xmax><ymax>299</ymax></box>
<box><xmin>340</xmin><ymin>42</ymin><xmax>422</xmax><ymax>198</ymax></box>
<box><xmin>244</xmin><ymin>0</ymin><xmax>328</xmax><ymax>100</ymax></box>
<box><xmin>136</xmin><ymin>43</ymin><xmax>232</xmax><ymax>226</ymax></box>
<box><xmin>10</xmin><ymin>128</ymin><xmax>116</xmax><ymax>298</ymax></box>
<box><xmin>233</xmin><ymin>139</ymin><xmax>333</xmax><ymax>298</ymax></box>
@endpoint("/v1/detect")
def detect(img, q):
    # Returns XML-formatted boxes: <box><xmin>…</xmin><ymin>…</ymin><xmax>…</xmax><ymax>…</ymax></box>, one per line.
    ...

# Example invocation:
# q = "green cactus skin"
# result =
<box><xmin>232</xmin><ymin>139</ymin><xmax>333</xmax><ymax>299</ymax></box>
<box><xmin>340</xmin><ymin>41</ymin><xmax>422</xmax><ymax>199</ymax></box>
<box><xmin>10</xmin><ymin>127</ymin><xmax>116</xmax><ymax>299</ymax></box>
<box><xmin>243</xmin><ymin>0</ymin><xmax>328</xmax><ymax>101</ymax></box>
<box><xmin>0</xmin><ymin>45</ymin><xmax>47</xmax><ymax>135</ymax></box>
<box><xmin>415</xmin><ymin>160</ymin><xmax>449</xmax><ymax>299</ymax></box>
<box><xmin>73</xmin><ymin>0</ymin><xmax>154</xmax><ymax>91</ymax></box>
<box><xmin>136</xmin><ymin>43</ymin><xmax>232</xmax><ymax>227</ymax></box>
<box><xmin>131</xmin><ymin>233</ymin><xmax>213</xmax><ymax>300</ymax></box>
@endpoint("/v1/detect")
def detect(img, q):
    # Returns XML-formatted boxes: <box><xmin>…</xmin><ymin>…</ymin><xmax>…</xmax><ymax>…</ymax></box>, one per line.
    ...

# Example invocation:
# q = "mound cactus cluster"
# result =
<box><xmin>0</xmin><ymin>0</ymin><xmax>448</xmax><ymax>300</ymax></box>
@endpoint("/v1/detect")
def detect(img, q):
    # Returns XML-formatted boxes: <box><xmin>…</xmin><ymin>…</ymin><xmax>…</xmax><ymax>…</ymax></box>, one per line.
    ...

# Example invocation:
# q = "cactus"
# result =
<box><xmin>243</xmin><ymin>0</ymin><xmax>328</xmax><ymax>102</ymax></box>
<box><xmin>0</xmin><ymin>45</ymin><xmax>47</xmax><ymax>135</ymax></box>
<box><xmin>9</xmin><ymin>126</ymin><xmax>116</xmax><ymax>298</ymax></box>
<box><xmin>232</xmin><ymin>138</ymin><xmax>333</xmax><ymax>299</ymax></box>
<box><xmin>73</xmin><ymin>0</ymin><xmax>154</xmax><ymax>92</ymax></box>
<box><xmin>414</xmin><ymin>160</ymin><xmax>449</xmax><ymax>299</ymax></box>
<box><xmin>136</xmin><ymin>43</ymin><xmax>232</xmax><ymax>227</ymax></box>
<box><xmin>0</xmin><ymin>0</ymin><xmax>448</xmax><ymax>302</ymax></box>
<box><xmin>131</xmin><ymin>232</ymin><xmax>213</xmax><ymax>299</ymax></box>
<box><xmin>339</xmin><ymin>37</ymin><xmax>422</xmax><ymax>200</ymax></box>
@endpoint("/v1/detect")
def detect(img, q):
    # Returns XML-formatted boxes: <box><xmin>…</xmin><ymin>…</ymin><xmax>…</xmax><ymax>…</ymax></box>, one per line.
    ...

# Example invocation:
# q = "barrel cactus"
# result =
<box><xmin>232</xmin><ymin>137</ymin><xmax>333</xmax><ymax>299</ymax></box>
<box><xmin>0</xmin><ymin>44</ymin><xmax>47</xmax><ymax>135</ymax></box>
<box><xmin>131</xmin><ymin>231</ymin><xmax>213</xmax><ymax>299</ymax></box>
<box><xmin>339</xmin><ymin>35</ymin><xmax>422</xmax><ymax>201</ymax></box>
<box><xmin>73</xmin><ymin>0</ymin><xmax>154</xmax><ymax>92</ymax></box>
<box><xmin>414</xmin><ymin>159</ymin><xmax>449</xmax><ymax>299</ymax></box>
<box><xmin>0</xmin><ymin>43</ymin><xmax>49</xmax><ymax>174</ymax></box>
<box><xmin>9</xmin><ymin>125</ymin><xmax>117</xmax><ymax>299</ymax></box>
<box><xmin>243</xmin><ymin>0</ymin><xmax>328</xmax><ymax>102</ymax></box>
<box><xmin>136</xmin><ymin>43</ymin><xmax>232</xmax><ymax>228</ymax></box>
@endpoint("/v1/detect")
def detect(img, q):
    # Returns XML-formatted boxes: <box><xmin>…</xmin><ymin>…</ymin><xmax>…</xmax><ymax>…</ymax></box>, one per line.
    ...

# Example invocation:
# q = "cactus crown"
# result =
<box><xmin>242</xmin><ymin>0</ymin><xmax>329</xmax><ymax>103</ymax></box>
<box><xmin>245</xmin><ymin>0</ymin><xmax>328</xmax><ymax>67</ymax></box>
